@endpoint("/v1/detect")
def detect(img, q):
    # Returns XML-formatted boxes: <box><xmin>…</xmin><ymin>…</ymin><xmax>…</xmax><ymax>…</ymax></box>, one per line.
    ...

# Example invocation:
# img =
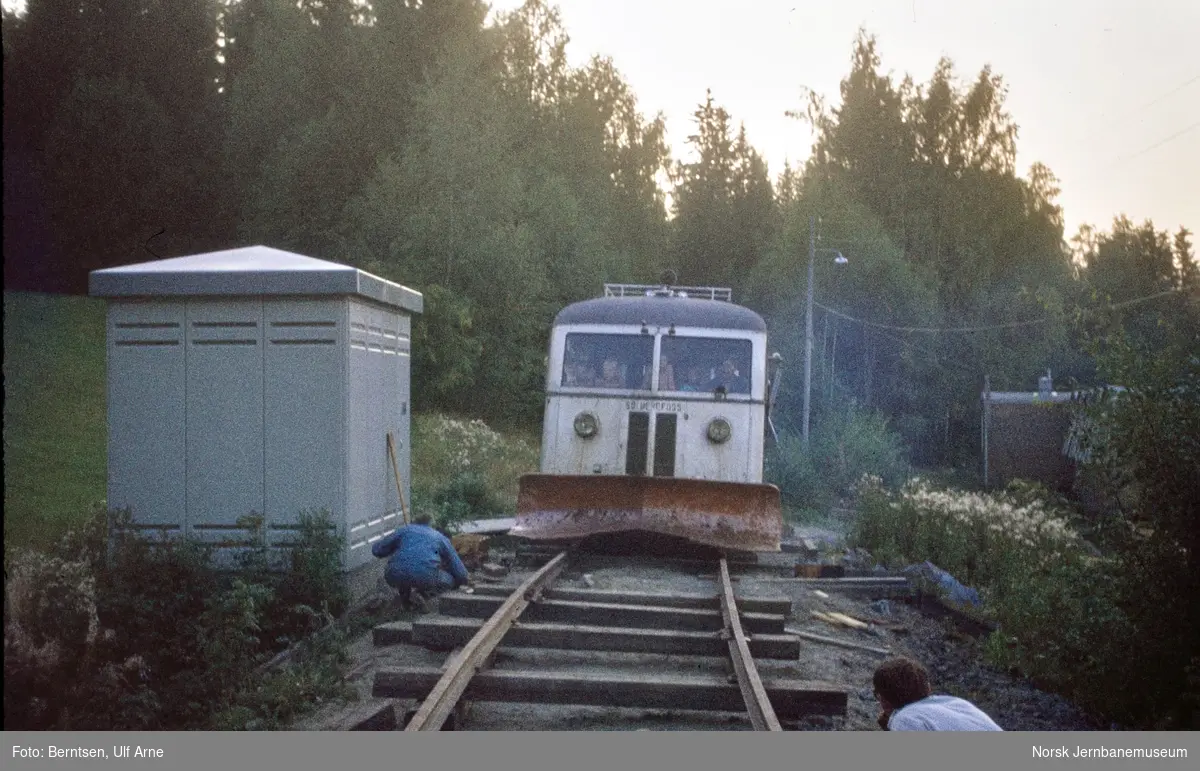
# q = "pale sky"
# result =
<box><xmin>489</xmin><ymin>0</ymin><xmax>1200</xmax><ymax>242</ymax></box>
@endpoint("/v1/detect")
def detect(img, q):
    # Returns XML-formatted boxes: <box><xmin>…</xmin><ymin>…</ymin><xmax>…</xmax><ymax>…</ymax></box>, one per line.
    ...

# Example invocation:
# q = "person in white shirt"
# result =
<box><xmin>873</xmin><ymin>656</ymin><xmax>1003</xmax><ymax>731</ymax></box>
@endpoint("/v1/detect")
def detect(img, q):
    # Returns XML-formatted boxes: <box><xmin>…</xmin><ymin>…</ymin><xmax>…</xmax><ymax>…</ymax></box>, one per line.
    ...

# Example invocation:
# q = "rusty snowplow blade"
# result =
<box><xmin>512</xmin><ymin>474</ymin><xmax>783</xmax><ymax>553</ymax></box>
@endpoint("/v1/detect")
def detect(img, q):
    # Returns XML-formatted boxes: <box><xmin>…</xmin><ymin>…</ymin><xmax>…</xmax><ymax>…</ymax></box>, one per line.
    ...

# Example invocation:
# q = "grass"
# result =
<box><xmin>765</xmin><ymin>409</ymin><xmax>910</xmax><ymax>526</ymax></box>
<box><xmin>3</xmin><ymin>291</ymin><xmax>108</xmax><ymax>552</ymax></box>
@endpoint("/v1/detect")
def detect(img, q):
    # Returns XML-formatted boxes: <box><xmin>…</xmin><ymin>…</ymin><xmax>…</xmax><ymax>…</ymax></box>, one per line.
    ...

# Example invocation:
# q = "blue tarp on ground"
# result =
<box><xmin>903</xmin><ymin>561</ymin><xmax>982</xmax><ymax>607</ymax></box>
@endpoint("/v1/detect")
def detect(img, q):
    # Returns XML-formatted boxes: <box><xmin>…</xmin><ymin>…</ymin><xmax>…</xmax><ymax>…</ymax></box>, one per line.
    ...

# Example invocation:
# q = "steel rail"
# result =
<box><xmin>404</xmin><ymin>551</ymin><xmax>569</xmax><ymax>731</ymax></box>
<box><xmin>718</xmin><ymin>558</ymin><xmax>783</xmax><ymax>731</ymax></box>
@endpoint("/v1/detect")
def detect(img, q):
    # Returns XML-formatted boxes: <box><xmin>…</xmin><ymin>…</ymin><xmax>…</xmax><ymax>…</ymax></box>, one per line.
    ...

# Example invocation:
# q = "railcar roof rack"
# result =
<box><xmin>603</xmin><ymin>283</ymin><xmax>732</xmax><ymax>302</ymax></box>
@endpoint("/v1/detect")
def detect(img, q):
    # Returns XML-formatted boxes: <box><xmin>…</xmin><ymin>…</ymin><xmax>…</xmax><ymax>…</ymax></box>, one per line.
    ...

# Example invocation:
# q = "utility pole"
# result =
<box><xmin>803</xmin><ymin>215</ymin><xmax>815</xmax><ymax>447</ymax></box>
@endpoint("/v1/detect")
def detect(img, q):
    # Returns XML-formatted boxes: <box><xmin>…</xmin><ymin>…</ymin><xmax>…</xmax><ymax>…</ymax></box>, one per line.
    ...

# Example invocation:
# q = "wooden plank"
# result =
<box><xmin>811</xmin><ymin>611</ymin><xmax>872</xmax><ymax>631</ymax></box>
<box><xmin>826</xmin><ymin>611</ymin><xmax>871</xmax><ymax>629</ymax></box>
<box><xmin>375</xmin><ymin>667</ymin><xmax>848</xmax><ymax>719</ymax></box>
<box><xmin>346</xmin><ymin>700</ymin><xmax>399</xmax><ymax>731</ymax></box>
<box><xmin>787</xmin><ymin>628</ymin><xmax>892</xmax><ymax>656</ymax></box>
<box><xmin>468</xmin><ymin>585</ymin><xmax>793</xmax><ymax>615</ymax></box>
<box><xmin>732</xmin><ymin>576</ymin><xmax>909</xmax><ymax>585</ymax></box>
<box><xmin>796</xmin><ymin>564</ymin><xmax>846</xmax><ymax>578</ymax></box>
<box><xmin>410</xmin><ymin>616</ymin><xmax>801</xmax><ymax>659</ymax></box>
<box><xmin>708</xmin><ymin>575</ymin><xmax>907</xmax><ymax>582</ymax></box>
<box><xmin>373</xmin><ymin>621</ymin><xmax>412</xmax><ymax>647</ymax></box>
<box><xmin>738</xmin><ymin>578</ymin><xmax>913</xmax><ymax>597</ymax></box>
<box><xmin>719</xmin><ymin>558</ymin><xmax>782</xmax><ymax>731</ymax></box>
<box><xmin>439</xmin><ymin>593</ymin><xmax>786</xmax><ymax>634</ymax></box>
<box><xmin>797</xmin><ymin>576</ymin><xmax>908</xmax><ymax>584</ymax></box>
<box><xmin>403</xmin><ymin>551</ymin><xmax>569</xmax><ymax>731</ymax></box>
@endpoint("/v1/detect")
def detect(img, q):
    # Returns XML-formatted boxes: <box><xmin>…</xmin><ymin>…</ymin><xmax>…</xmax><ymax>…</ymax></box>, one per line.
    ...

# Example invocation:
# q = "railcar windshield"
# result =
<box><xmin>659</xmin><ymin>337</ymin><xmax>752</xmax><ymax>395</ymax></box>
<box><xmin>561</xmin><ymin>333</ymin><xmax>654</xmax><ymax>389</ymax></box>
<box><xmin>560</xmin><ymin>332</ymin><xmax>753</xmax><ymax>394</ymax></box>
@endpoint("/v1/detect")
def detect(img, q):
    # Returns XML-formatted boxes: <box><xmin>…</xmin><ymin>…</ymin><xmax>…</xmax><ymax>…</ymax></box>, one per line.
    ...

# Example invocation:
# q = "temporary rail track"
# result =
<box><xmin>403</xmin><ymin>551</ymin><xmax>569</xmax><ymax>731</ymax></box>
<box><xmin>372</xmin><ymin>550</ymin><xmax>848</xmax><ymax>730</ymax></box>
<box><xmin>718</xmin><ymin>558</ymin><xmax>781</xmax><ymax>731</ymax></box>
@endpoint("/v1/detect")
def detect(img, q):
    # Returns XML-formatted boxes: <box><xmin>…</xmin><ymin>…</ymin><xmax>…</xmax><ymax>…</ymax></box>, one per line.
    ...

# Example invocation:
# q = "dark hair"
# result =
<box><xmin>873</xmin><ymin>657</ymin><xmax>932</xmax><ymax>709</ymax></box>
<box><xmin>412</xmin><ymin>512</ymin><xmax>433</xmax><ymax>526</ymax></box>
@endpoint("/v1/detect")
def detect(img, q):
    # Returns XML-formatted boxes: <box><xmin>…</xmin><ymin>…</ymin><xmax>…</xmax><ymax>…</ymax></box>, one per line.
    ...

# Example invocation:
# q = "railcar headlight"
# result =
<box><xmin>706</xmin><ymin>417</ymin><xmax>732</xmax><ymax>444</ymax></box>
<box><xmin>574</xmin><ymin>411</ymin><xmax>599</xmax><ymax>438</ymax></box>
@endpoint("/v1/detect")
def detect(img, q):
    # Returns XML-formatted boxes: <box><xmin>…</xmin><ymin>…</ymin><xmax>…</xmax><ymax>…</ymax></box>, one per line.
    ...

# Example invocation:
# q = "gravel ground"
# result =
<box><xmin>292</xmin><ymin>528</ymin><xmax>1103</xmax><ymax>732</ymax></box>
<box><xmin>735</xmin><ymin>574</ymin><xmax>1100</xmax><ymax>731</ymax></box>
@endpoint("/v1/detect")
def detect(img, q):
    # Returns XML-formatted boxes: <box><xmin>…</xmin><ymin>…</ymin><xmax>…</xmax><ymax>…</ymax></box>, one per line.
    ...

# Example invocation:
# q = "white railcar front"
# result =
<box><xmin>541</xmin><ymin>312</ymin><xmax>770</xmax><ymax>486</ymax></box>
<box><xmin>515</xmin><ymin>284</ymin><xmax>783</xmax><ymax>552</ymax></box>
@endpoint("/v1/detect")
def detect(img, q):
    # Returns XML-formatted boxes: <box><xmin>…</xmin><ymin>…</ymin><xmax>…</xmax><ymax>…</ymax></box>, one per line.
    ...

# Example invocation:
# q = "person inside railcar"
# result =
<box><xmin>596</xmin><ymin>355</ymin><xmax>625</xmax><ymax>388</ymax></box>
<box><xmin>656</xmin><ymin>353</ymin><xmax>676</xmax><ymax>391</ymax></box>
<box><xmin>872</xmin><ymin>656</ymin><xmax>1003</xmax><ymax>731</ymax></box>
<box><xmin>564</xmin><ymin>357</ymin><xmax>596</xmax><ymax>387</ymax></box>
<box><xmin>679</xmin><ymin>362</ymin><xmax>707</xmax><ymax>392</ymax></box>
<box><xmin>371</xmin><ymin>513</ymin><xmax>471</xmax><ymax>612</ymax></box>
<box><xmin>562</xmin><ymin>339</ymin><xmax>594</xmax><ymax>387</ymax></box>
<box><xmin>706</xmin><ymin>356</ymin><xmax>749</xmax><ymax>394</ymax></box>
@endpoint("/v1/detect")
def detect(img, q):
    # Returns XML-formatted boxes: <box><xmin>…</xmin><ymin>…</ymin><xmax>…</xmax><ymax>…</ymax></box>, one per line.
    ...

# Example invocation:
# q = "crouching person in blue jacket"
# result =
<box><xmin>372</xmin><ymin>513</ymin><xmax>471</xmax><ymax>611</ymax></box>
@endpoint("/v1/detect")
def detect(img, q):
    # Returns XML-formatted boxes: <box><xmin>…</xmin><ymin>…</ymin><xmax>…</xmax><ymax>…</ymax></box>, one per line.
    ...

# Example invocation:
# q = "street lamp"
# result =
<box><xmin>803</xmin><ymin>216</ymin><xmax>847</xmax><ymax>447</ymax></box>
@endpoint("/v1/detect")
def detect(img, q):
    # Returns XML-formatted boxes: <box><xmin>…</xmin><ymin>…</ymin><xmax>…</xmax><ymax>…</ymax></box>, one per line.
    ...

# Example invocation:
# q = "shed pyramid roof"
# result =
<box><xmin>89</xmin><ymin>245</ymin><xmax>422</xmax><ymax>313</ymax></box>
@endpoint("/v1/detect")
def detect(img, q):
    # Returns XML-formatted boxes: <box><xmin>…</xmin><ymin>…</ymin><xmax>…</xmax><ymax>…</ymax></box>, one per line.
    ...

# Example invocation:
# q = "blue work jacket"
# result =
<box><xmin>371</xmin><ymin>523</ymin><xmax>470</xmax><ymax>588</ymax></box>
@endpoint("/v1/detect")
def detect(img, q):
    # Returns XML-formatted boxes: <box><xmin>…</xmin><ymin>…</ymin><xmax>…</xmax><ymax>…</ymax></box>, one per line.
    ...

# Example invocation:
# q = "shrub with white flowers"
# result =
<box><xmin>849</xmin><ymin>474</ymin><xmax>1149</xmax><ymax>727</ymax></box>
<box><xmin>852</xmin><ymin>475</ymin><xmax>1086</xmax><ymax>590</ymax></box>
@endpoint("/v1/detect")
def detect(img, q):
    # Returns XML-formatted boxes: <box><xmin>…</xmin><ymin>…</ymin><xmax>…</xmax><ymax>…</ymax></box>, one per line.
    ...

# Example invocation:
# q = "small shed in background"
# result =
<box><xmin>89</xmin><ymin>246</ymin><xmax>422</xmax><ymax>572</ymax></box>
<box><xmin>981</xmin><ymin>371</ymin><xmax>1081</xmax><ymax>492</ymax></box>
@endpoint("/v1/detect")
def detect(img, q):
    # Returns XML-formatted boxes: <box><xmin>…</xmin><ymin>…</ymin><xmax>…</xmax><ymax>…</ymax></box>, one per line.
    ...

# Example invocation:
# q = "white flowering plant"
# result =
<box><xmin>851</xmin><ymin>474</ymin><xmax>1088</xmax><ymax>589</ymax></box>
<box><xmin>410</xmin><ymin>413</ymin><xmax>540</xmax><ymax>528</ymax></box>
<box><xmin>850</xmin><ymin>474</ymin><xmax>1148</xmax><ymax>724</ymax></box>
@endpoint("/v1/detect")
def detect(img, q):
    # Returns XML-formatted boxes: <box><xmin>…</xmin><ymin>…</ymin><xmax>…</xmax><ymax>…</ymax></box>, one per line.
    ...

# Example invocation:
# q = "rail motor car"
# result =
<box><xmin>512</xmin><ymin>283</ymin><xmax>784</xmax><ymax>553</ymax></box>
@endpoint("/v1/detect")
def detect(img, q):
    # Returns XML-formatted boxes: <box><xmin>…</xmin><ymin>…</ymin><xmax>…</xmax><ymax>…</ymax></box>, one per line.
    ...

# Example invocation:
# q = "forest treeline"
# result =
<box><xmin>4</xmin><ymin>0</ymin><xmax>1196</xmax><ymax>459</ymax></box>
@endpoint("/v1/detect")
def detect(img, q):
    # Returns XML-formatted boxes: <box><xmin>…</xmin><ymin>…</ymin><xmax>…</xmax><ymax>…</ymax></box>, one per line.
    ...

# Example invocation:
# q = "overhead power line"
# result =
<box><xmin>814</xmin><ymin>288</ymin><xmax>1183</xmax><ymax>334</ymax></box>
<box><xmin>1128</xmin><ymin>73</ymin><xmax>1200</xmax><ymax>116</ymax></box>
<box><xmin>1088</xmin><ymin>72</ymin><xmax>1200</xmax><ymax>128</ymax></box>
<box><xmin>1109</xmin><ymin>120</ymin><xmax>1200</xmax><ymax>168</ymax></box>
<box><xmin>871</xmin><ymin>327</ymin><xmax>982</xmax><ymax>378</ymax></box>
<box><xmin>817</xmin><ymin>302</ymin><xmax>1044</xmax><ymax>333</ymax></box>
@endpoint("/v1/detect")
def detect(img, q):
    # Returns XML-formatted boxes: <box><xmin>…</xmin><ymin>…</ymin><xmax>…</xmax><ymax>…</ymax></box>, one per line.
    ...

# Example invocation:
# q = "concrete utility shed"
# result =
<box><xmin>88</xmin><ymin>246</ymin><xmax>423</xmax><ymax>571</ymax></box>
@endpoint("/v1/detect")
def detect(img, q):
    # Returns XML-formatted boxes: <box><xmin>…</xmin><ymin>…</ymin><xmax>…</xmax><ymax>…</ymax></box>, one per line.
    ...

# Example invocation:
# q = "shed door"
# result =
<box><xmin>264</xmin><ymin>300</ymin><xmax>344</xmax><ymax>546</ymax></box>
<box><xmin>107</xmin><ymin>302</ymin><xmax>187</xmax><ymax>532</ymax></box>
<box><xmin>185</xmin><ymin>299</ymin><xmax>265</xmax><ymax>543</ymax></box>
